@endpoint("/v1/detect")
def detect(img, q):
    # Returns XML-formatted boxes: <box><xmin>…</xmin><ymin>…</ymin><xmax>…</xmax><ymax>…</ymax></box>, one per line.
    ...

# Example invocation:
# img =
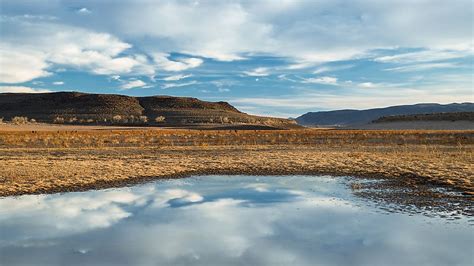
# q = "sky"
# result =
<box><xmin>0</xmin><ymin>0</ymin><xmax>472</xmax><ymax>118</ymax></box>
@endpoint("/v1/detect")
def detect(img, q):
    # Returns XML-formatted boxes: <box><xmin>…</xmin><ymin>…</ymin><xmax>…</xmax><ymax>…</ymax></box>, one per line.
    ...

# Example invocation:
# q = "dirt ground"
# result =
<box><xmin>0</xmin><ymin>123</ymin><xmax>160</xmax><ymax>131</ymax></box>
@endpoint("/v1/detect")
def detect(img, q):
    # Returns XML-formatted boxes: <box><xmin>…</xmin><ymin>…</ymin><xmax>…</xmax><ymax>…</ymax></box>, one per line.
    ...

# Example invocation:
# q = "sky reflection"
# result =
<box><xmin>0</xmin><ymin>175</ymin><xmax>472</xmax><ymax>266</ymax></box>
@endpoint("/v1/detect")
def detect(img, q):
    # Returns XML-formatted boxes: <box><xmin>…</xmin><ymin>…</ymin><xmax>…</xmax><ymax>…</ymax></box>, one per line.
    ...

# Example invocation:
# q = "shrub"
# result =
<box><xmin>155</xmin><ymin>116</ymin><xmax>166</xmax><ymax>123</ymax></box>
<box><xmin>139</xmin><ymin>116</ymin><xmax>148</xmax><ymax>123</ymax></box>
<box><xmin>112</xmin><ymin>115</ymin><xmax>122</xmax><ymax>123</ymax></box>
<box><xmin>11</xmin><ymin>116</ymin><xmax>29</xmax><ymax>124</ymax></box>
<box><xmin>53</xmin><ymin>117</ymin><xmax>65</xmax><ymax>124</ymax></box>
<box><xmin>264</xmin><ymin>119</ymin><xmax>274</xmax><ymax>125</ymax></box>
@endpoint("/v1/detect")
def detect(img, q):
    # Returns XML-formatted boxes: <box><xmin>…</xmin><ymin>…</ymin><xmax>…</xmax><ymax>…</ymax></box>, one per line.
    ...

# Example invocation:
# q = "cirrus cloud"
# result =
<box><xmin>302</xmin><ymin>76</ymin><xmax>339</xmax><ymax>85</ymax></box>
<box><xmin>243</xmin><ymin>67</ymin><xmax>270</xmax><ymax>77</ymax></box>
<box><xmin>162</xmin><ymin>80</ymin><xmax>198</xmax><ymax>89</ymax></box>
<box><xmin>162</xmin><ymin>74</ymin><xmax>193</xmax><ymax>81</ymax></box>
<box><xmin>152</xmin><ymin>53</ymin><xmax>203</xmax><ymax>72</ymax></box>
<box><xmin>119</xmin><ymin>79</ymin><xmax>147</xmax><ymax>90</ymax></box>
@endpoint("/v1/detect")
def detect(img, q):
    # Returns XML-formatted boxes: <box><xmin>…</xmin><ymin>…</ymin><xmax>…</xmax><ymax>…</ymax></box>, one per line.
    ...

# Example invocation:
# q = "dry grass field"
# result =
<box><xmin>0</xmin><ymin>125</ymin><xmax>473</xmax><ymax>197</ymax></box>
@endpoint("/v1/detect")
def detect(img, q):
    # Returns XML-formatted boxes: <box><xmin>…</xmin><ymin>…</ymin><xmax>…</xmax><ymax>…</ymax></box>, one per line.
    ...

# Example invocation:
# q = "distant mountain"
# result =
<box><xmin>0</xmin><ymin>92</ymin><xmax>298</xmax><ymax>128</ymax></box>
<box><xmin>373</xmin><ymin>112</ymin><xmax>474</xmax><ymax>123</ymax></box>
<box><xmin>296</xmin><ymin>103</ymin><xmax>474</xmax><ymax>127</ymax></box>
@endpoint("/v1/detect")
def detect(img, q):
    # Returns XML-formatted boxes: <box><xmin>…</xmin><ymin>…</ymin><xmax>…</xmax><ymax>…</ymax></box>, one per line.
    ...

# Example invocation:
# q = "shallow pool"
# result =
<box><xmin>0</xmin><ymin>175</ymin><xmax>472</xmax><ymax>266</ymax></box>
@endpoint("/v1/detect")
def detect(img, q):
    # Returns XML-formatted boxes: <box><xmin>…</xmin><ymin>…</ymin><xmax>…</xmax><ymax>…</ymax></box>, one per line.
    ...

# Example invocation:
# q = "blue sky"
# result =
<box><xmin>0</xmin><ymin>0</ymin><xmax>472</xmax><ymax>117</ymax></box>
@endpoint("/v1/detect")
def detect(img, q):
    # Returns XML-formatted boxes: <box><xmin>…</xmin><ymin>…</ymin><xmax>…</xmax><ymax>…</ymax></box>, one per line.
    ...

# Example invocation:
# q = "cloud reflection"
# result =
<box><xmin>0</xmin><ymin>175</ymin><xmax>472</xmax><ymax>266</ymax></box>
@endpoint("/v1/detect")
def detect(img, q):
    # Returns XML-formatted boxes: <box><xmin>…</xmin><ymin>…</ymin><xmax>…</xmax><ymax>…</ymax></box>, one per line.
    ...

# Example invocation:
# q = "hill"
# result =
<box><xmin>0</xmin><ymin>92</ymin><xmax>298</xmax><ymax>129</ymax></box>
<box><xmin>358</xmin><ymin>112</ymin><xmax>474</xmax><ymax>130</ymax></box>
<box><xmin>296</xmin><ymin>103</ymin><xmax>474</xmax><ymax>127</ymax></box>
<box><xmin>372</xmin><ymin>112</ymin><xmax>474</xmax><ymax>123</ymax></box>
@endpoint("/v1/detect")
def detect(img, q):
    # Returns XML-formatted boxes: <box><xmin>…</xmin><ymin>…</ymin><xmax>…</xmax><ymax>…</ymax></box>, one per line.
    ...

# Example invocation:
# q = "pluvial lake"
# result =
<box><xmin>0</xmin><ymin>175</ymin><xmax>472</xmax><ymax>266</ymax></box>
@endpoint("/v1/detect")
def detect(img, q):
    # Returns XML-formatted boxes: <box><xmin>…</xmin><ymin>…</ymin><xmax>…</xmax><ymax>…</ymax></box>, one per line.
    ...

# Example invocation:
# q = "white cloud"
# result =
<box><xmin>285</xmin><ymin>62</ymin><xmax>317</xmax><ymax>70</ymax></box>
<box><xmin>0</xmin><ymin>46</ymin><xmax>50</xmax><ymax>83</ymax></box>
<box><xmin>243</xmin><ymin>67</ymin><xmax>270</xmax><ymax>77</ymax></box>
<box><xmin>162</xmin><ymin>74</ymin><xmax>192</xmax><ymax>81</ymax></box>
<box><xmin>1</xmin><ymin>0</ymin><xmax>472</xmax><ymax>75</ymax></box>
<box><xmin>313</xmin><ymin>65</ymin><xmax>354</xmax><ymax>74</ymax></box>
<box><xmin>385</xmin><ymin>62</ymin><xmax>460</xmax><ymax>72</ymax></box>
<box><xmin>385</xmin><ymin>63</ymin><xmax>460</xmax><ymax>72</ymax></box>
<box><xmin>77</xmin><ymin>8</ymin><xmax>92</xmax><ymax>15</ymax></box>
<box><xmin>312</xmin><ymin>67</ymin><xmax>334</xmax><ymax>74</ymax></box>
<box><xmin>277</xmin><ymin>74</ymin><xmax>300</xmax><ymax>83</ymax></box>
<box><xmin>0</xmin><ymin>18</ymin><xmax>155</xmax><ymax>83</ymax></box>
<box><xmin>152</xmin><ymin>53</ymin><xmax>203</xmax><ymax>72</ymax></box>
<box><xmin>0</xmin><ymin>86</ymin><xmax>52</xmax><ymax>93</ymax></box>
<box><xmin>117</xmin><ymin>1</ymin><xmax>275</xmax><ymax>62</ymax></box>
<box><xmin>374</xmin><ymin>49</ymin><xmax>471</xmax><ymax>64</ymax></box>
<box><xmin>358</xmin><ymin>82</ymin><xmax>376</xmax><ymax>88</ymax></box>
<box><xmin>95</xmin><ymin>0</ymin><xmax>472</xmax><ymax>63</ymax></box>
<box><xmin>299</xmin><ymin>76</ymin><xmax>402</xmax><ymax>90</ymax></box>
<box><xmin>52</xmin><ymin>81</ymin><xmax>64</xmax><ymax>85</ymax></box>
<box><xmin>302</xmin><ymin>76</ymin><xmax>338</xmax><ymax>85</ymax></box>
<box><xmin>120</xmin><ymin>79</ymin><xmax>146</xmax><ymax>90</ymax></box>
<box><xmin>162</xmin><ymin>80</ymin><xmax>198</xmax><ymax>89</ymax></box>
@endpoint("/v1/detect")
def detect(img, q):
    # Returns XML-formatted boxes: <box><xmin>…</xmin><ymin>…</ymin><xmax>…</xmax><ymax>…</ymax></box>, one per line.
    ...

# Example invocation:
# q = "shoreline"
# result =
<box><xmin>1</xmin><ymin>144</ymin><xmax>472</xmax><ymax>197</ymax></box>
<box><xmin>3</xmin><ymin>170</ymin><xmax>468</xmax><ymax>199</ymax></box>
<box><xmin>0</xmin><ymin>166</ymin><xmax>425</xmax><ymax>197</ymax></box>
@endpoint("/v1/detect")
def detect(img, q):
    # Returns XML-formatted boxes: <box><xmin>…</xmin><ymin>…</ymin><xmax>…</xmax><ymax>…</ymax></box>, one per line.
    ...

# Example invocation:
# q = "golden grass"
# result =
<box><xmin>1</xmin><ymin>128</ymin><xmax>472</xmax><ymax>148</ymax></box>
<box><xmin>0</xmin><ymin>127</ymin><xmax>472</xmax><ymax>196</ymax></box>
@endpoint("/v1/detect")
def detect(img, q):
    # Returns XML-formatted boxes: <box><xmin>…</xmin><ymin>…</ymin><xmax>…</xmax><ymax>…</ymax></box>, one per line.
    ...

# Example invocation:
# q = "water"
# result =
<box><xmin>0</xmin><ymin>175</ymin><xmax>472</xmax><ymax>266</ymax></box>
